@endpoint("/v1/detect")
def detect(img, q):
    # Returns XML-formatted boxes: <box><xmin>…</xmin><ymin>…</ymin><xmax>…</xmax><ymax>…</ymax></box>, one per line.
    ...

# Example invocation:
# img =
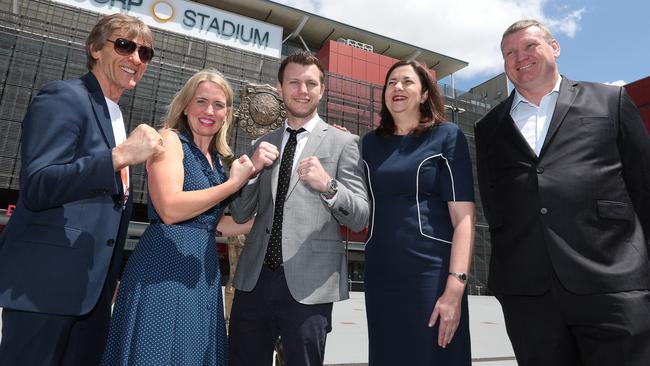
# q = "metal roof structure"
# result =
<box><xmin>198</xmin><ymin>0</ymin><xmax>468</xmax><ymax>79</ymax></box>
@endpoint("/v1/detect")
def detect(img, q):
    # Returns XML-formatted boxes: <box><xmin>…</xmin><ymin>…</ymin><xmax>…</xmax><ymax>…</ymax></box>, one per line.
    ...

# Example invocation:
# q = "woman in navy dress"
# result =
<box><xmin>102</xmin><ymin>70</ymin><xmax>254</xmax><ymax>365</ymax></box>
<box><xmin>362</xmin><ymin>60</ymin><xmax>475</xmax><ymax>365</ymax></box>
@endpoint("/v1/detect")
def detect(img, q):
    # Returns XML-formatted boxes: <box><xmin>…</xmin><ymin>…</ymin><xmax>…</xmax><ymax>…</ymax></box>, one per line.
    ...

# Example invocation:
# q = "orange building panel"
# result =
<box><xmin>366</xmin><ymin>52</ymin><xmax>380</xmax><ymax>65</ymax></box>
<box><xmin>338</xmin><ymin>54</ymin><xmax>353</xmax><ymax>77</ymax></box>
<box><xmin>366</xmin><ymin>62</ymin><xmax>381</xmax><ymax>86</ymax></box>
<box><xmin>338</xmin><ymin>42</ymin><xmax>353</xmax><ymax>56</ymax></box>
<box><xmin>352</xmin><ymin>47</ymin><xmax>366</xmax><ymax>61</ymax></box>
<box><xmin>352</xmin><ymin>58</ymin><xmax>366</xmax><ymax>80</ymax></box>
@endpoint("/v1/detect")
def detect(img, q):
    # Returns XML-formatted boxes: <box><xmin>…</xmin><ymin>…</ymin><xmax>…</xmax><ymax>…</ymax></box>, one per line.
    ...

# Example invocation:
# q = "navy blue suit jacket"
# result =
<box><xmin>0</xmin><ymin>72</ymin><xmax>132</xmax><ymax>316</ymax></box>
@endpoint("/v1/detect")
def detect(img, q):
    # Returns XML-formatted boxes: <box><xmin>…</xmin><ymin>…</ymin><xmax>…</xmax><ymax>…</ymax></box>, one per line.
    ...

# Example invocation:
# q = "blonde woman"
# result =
<box><xmin>103</xmin><ymin>70</ymin><xmax>254</xmax><ymax>365</ymax></box>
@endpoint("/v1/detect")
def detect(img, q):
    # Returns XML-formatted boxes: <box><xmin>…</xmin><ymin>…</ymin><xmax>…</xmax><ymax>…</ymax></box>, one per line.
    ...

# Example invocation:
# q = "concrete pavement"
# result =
<box><xmin>0</xmin><ymin>293</ymin><xmax>517</xmax><ymax>365</ymax></box>
<box><xmin>324</xmin><ymin>293</ymin><xmax>516</xmax><ymax>366</ymax></box>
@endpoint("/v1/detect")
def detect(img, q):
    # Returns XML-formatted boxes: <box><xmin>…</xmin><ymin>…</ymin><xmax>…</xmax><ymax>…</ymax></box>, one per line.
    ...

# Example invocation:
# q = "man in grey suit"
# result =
<box><xmin>228</xmin><ymin>51</ymin><xmax>369</xmax><ymax>366</ymax></box>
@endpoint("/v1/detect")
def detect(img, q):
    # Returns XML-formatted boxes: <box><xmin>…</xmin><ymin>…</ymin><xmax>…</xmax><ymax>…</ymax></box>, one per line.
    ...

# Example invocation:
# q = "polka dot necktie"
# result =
<box><xmin>265</xmin><ymin>127</ymin><xmax>306</xmax><ymax>269</ymax></box>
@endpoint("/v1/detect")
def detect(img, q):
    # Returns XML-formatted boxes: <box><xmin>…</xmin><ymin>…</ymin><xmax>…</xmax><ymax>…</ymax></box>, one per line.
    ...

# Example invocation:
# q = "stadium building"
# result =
<box><xmin>5</xmin><ymin>0</ymin><xmax>599</xmax><ymax>296</ymax></box>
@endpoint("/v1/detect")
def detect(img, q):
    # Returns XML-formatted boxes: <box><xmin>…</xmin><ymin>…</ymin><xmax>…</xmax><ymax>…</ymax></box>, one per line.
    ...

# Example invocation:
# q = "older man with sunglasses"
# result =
<box><xmin>0</xmin><ymin>13</ymin><xmax>163</xmax><ymax>365</ymax></box>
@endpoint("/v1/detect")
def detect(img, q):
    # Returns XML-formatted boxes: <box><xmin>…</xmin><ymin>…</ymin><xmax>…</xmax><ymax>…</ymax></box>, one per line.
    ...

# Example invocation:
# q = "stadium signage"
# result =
<box><xmin>52</xmin><ymin>0</ymin><xmax>283</xmax><ymax>58</ymax></box>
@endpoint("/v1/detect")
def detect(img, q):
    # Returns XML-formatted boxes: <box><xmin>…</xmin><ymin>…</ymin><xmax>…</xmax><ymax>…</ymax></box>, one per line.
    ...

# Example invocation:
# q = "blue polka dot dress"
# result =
<box><xmin>102</xmin><ymin>131</ymin><xmax>228</xmax><ymax>366</ymax></box>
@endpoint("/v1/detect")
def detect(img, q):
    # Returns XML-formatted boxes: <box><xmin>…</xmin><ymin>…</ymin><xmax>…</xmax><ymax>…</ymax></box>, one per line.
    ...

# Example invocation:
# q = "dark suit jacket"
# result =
<box><xmin>475</xmin><ymin>77</ymin><xmax>650</xmax><ymax>296</ymax></box>
<box><xmin>0</xmin><ymin>72</ymin><xmax>132</xmax><ymax>316</ymax></box>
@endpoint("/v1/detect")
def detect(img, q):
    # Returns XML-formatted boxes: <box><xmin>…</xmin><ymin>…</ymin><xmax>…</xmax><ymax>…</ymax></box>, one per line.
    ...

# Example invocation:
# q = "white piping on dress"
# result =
<box><xmin>363</xmin><ymin>160</ymin><xmax>375</xmax><ymax>248</ymax></box>
<box><xmin>415</xmin><ymin>154</ymin><xmax>454</xmax><ymax>244</ymax></box>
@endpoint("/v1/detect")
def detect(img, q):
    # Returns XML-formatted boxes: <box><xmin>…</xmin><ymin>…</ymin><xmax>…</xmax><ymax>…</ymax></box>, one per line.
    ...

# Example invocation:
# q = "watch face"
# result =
<box><xmin>450</xmin><ymin>272</ymin><xmax>467</xmax><ymax>282</ymax></box>
<box><xmin>328</xmin><ymin>179</ymin><xmax>338</xmax><ymax>193</ymax></box>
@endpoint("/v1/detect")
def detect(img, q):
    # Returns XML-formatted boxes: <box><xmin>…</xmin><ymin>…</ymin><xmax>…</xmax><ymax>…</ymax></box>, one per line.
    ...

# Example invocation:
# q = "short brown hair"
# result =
<box><xmin>86</xmin><ymin>13</ymin><xmax>153</xmax><ymax>70</ymax></box>
<box><xmin>501</xmin><ymin>19</ymin><xmax>555</xmax><ymax>49</ymax></box>
<box><xmin>277</xmin><ymin>51</ymin><xmax>325</xmax><ymax>85</ymax></box>
<box><xmin>377</xmin><ymin>60</ymin><xmax>445</xmax><ymax>137</ymax></box>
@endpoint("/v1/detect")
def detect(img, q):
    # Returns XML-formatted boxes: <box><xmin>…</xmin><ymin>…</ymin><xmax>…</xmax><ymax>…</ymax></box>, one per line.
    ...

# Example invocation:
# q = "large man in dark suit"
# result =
<box><xmin>475</xmin><ymin>19</ymin><xmax>650</xmax><ymax>366</ymax></box>
<box><xmin>0</xmin><ymin>14</ymin><xmax>163</xmax><ymax>365</ymax></box>
<box><xmin>228</xmin><ymin>52</ymin><xmax>369</xmax><ymax>366</ymax></box>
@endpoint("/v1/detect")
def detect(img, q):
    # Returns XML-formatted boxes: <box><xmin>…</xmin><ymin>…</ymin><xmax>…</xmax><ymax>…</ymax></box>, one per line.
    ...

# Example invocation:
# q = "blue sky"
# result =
<box><xmin>542</xmin><ymin>0</ymin><xmax>650</xmax><ymax>87</ymax></box>
<box><xmin>275</xmin><ymin>0</ymin><xmax>649</xmax><ymax>92</ymax></box>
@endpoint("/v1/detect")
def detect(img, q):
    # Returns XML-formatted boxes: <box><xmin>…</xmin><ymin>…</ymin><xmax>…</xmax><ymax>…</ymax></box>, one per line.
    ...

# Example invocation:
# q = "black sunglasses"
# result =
<box><xmin>106</xmin><ymin>38</ymin><xmax>154</xmax><ymax>63</ymax></box>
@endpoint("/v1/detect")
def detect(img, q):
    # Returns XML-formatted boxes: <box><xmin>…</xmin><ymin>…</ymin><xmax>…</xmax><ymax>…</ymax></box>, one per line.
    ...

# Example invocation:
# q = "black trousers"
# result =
<box><xmin>497</xmin><ymin>272</ymin><xmax>650</xmax><ymax>366</ymax></box>
<box><xmin>0</xmin><ymin>229</ymin><xmax>124</xmax><ymax>366</ymax></box>
<box><xmin>229</xmin><ymin>265</ymin><xmax>333</xmax><ymax>366</ymax></box>
<box><xmin>0</xmin><ymin>279</ymin><xmax>113</xmax><ymax>366</ymax></box>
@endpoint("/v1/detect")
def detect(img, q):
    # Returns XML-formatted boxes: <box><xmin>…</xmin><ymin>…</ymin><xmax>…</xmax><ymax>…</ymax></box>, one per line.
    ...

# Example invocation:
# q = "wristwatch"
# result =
<box><xmin>449</xmin><ymin>272</ymin><xmax>468</xmax><ymax>284</ymax></box>
<box><xmin>321</xmin><ymin>178</ymin><xmax>338</xmax><ymax>199</ymax></box>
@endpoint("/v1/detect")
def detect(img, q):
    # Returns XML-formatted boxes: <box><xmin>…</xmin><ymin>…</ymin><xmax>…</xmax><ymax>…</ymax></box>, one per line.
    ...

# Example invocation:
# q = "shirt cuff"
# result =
<box><xmin>321</xmin><ymin>191</ymin><xmax>338</xmax><ymax>206</ymax></box>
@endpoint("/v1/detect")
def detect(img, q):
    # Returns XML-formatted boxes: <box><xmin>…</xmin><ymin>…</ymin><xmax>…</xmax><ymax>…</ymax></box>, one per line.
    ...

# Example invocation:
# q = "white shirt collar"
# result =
<box><xmin>283</xmin><ymin>114</ymin><xmax>320</xmax><ymax>134</ymax></box>
<box><xmin>511</xmin><ymin>76</ymin><xmax>562</xmax><ymax>112</ymax></box>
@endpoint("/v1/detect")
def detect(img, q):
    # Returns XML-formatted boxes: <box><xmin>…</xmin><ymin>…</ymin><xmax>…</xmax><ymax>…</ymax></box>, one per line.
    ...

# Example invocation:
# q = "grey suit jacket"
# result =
<box><xmin>230</xmin><ymin>118</ymin><xmax>369</xmax><ymax>304</ymax></box>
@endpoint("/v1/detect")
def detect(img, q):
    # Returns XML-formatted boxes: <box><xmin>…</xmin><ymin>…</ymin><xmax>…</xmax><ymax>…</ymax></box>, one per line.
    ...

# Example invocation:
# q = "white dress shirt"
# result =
<box><xmin>510</xmin><ymin>77</ymin><xmax>562</xmax><ymax>156</ymax></box>
<box><xmin>279</xmin><ymin>114</ymin><xmax>320</xmax><ymax>172</ymax></box>
<box><xmin>105</xmin><ymin>97</ymin><xmax>129</xmax><ymax>190</ymax></box>
<box><xmin>249</xmin><ymin>114</ymin><xmax>337</xmax><ymax>203</ymax></box>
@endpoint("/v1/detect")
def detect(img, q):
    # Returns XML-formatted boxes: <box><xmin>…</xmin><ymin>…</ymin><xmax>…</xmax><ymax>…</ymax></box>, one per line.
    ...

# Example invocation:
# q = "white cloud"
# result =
<box><xmin>605</xmin><ymin>80</ymin><xmax>626</xmax><ymax>86</ymax></box>
<box><xmin>545</xmin><ymin>8</ymin><xmax>585</xmax><ymax>37</ymax></box>
<box><xmin>273</xmin><ymin>0</ymin><xmax>584</xmax><ymax>82</ymax></box>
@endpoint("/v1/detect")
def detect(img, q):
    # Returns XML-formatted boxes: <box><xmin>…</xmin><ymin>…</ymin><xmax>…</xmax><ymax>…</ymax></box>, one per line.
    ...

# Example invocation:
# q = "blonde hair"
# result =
<box><xmin>165</xmin><ymin>69</ymin><xmax>234</xmax><ymax>158</ymax></box>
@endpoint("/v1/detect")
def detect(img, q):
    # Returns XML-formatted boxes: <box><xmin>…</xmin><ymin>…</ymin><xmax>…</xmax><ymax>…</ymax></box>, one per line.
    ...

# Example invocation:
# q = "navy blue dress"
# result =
<box><xmin>362</xmin><ymin>122</ymin><xmax>474</xmax><ymax>366</ymax></box>
<box><xmin>102</xmin><ymin>132</ymin><xmax>228</xmax><ymax>365</ymax></box>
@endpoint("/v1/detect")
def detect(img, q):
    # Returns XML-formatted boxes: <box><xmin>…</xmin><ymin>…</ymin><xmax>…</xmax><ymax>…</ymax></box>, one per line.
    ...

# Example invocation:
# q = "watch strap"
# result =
<box><xmin>321</xmin><ymin>178</ymin><xmax>338</xmax><ymax>199</ymax></box>
<box><xmin>449</xmin><ymin>272</ymin><xmax>468</xmax><ymax>283</ymax></box>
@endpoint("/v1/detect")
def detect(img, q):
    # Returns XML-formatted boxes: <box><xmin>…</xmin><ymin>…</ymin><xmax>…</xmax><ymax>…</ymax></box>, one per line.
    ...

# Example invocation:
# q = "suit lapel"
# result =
<box><xmin>495</xmin><ymin>93</ymin><xmax>537</xmax><ymax>159</ymax></box>
<box><xmin>287</xmin><ymin>119</ymin><xmax>328</xmax><ymax>198</ymax></box>
<box><xmin>539</xmin><ymin>77</ymin><xmax>577</xmax><ymax>158</ymax></box>
<box><xmin>81</xmin><ymin>73</ymin><xmax>128</xmax><ymax>202</ymax></box>
<box><xmin>81</xmin><ymin>72</ymin><xmax>116</xmax><ymax>148</ymax></box>
<box><xmin>268</xmin><ymin>127</ymin><xmax>285</xmax><ymax>203</ymax></box>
